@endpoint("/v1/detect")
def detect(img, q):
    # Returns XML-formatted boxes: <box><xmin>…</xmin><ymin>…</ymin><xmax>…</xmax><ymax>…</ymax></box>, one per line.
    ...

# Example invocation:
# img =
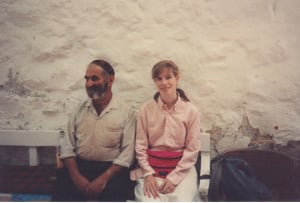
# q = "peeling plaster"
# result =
<box><xmin>0</xmin><ymin>69</ymin><xmax>30</xmax><ymax>97</ymax></box>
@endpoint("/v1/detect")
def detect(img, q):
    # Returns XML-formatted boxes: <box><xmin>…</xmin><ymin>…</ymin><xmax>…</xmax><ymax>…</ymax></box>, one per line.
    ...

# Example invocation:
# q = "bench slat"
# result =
<box><xmin>0</xmin><ymin>130</ymin><xmax>60</xmax><ymax>147</ymax></box>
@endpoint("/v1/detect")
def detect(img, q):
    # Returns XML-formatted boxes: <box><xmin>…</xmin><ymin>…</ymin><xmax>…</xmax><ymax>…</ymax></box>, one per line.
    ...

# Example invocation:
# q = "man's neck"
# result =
<box><xmin>92</xmin><ymin>92</ymin><xmax>112</xmax><ymax>116</ymax></box>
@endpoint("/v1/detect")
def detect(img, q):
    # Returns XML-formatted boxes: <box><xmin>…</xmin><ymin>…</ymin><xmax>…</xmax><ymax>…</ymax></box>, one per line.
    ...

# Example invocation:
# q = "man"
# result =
<box><xmin>54</xmin><ymin>59</ymin><xmax>136</xmax><ymax>201</ymax></box>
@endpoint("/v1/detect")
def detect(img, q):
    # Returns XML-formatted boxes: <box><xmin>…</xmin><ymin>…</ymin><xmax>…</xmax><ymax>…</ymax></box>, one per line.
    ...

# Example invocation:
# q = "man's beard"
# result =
<box><xmin>86</xmin><ymin>82</ymin><xmax>109</xmax><ymax>100</ymax></box>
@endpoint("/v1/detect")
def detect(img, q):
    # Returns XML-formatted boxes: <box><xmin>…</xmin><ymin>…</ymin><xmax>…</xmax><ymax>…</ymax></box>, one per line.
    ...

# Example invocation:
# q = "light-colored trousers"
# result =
<box><xmin>134</xmin><ymin>167</ymin><xmax>199</xmax><ymax>202</ymax></box>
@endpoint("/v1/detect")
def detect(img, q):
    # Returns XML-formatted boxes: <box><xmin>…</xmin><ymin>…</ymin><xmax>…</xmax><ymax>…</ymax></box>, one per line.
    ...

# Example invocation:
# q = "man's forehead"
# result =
<box><xmin>86</xmin><ymin>64</ymin><xmax>104</xmax><ymax>75</ymax></box>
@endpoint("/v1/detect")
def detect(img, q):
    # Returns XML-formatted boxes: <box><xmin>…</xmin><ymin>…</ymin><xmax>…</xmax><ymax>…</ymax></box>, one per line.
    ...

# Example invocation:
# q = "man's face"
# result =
<box><xmin>85</xmin><ymin>64</ymin><xmax>109</xmax><ymax>100</ymax></box>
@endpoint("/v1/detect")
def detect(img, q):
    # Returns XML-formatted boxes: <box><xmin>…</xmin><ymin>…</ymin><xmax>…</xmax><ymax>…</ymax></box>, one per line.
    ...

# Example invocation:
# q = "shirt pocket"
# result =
<box><xmin>99</xmin><ymin>125</ymin><xmax>122</xmax><ymax>147</ymax></box>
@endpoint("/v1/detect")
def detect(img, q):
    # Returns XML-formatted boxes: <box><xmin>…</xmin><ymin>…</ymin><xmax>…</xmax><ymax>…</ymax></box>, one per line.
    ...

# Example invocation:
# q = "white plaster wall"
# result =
<box><xmin>0</xmin><ymin>0</ymin><xmax>300</xmax><ymax>147</ymax></box>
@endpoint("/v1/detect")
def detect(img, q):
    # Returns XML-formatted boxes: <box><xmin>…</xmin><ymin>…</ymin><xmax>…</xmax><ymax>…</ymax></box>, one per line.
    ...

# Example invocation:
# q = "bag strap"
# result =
<box><xmin>208</xmin><ymin>155</ymin><xmax>225</xmax><ymax>201</ymax></box>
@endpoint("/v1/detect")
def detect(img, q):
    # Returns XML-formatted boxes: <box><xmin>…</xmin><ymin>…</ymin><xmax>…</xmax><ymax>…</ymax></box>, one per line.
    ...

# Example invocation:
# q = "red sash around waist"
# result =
<box><xmin>147</xmin><ymin>149</ymin><xmax>183</xmax><ymax>178</ymax></box>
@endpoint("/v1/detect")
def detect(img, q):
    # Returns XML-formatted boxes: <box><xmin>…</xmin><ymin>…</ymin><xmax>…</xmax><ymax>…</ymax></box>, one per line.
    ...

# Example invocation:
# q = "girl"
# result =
<box><xmin>134</xmin><ymin>60</ymin><xmax>201</xmax><ymax>201</ymax></box>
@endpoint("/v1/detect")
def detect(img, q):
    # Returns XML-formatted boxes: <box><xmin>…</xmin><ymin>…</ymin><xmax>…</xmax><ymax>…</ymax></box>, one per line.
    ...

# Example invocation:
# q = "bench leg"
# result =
<box><xmin>29</xmin><ymin>147</ymin><xmax>39</xmax><ymax>166</ymax></box>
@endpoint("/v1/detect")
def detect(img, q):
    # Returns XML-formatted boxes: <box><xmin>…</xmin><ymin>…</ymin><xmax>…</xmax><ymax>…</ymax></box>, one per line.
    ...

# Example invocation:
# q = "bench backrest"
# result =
<box><xmin>0</xmin><ymin>130</ymin><xmax>64</xmax><ymax>166</ymax></box>
<box><xmin>198</xmin><ymin>133</ymin><xmax>211</xmax><ymax>201</ymax></box>
<box><xmin>0</xmin><ymin>130</ymin><xmax>62</xmax><ymax>147</ymax></box>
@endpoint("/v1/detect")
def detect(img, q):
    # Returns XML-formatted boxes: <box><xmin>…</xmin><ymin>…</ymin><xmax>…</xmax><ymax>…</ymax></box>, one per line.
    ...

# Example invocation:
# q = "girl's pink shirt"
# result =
<box><xmin>135</xmin><ymin>97</ymin><xmax>201</xmax><ymax>185</ymax></box>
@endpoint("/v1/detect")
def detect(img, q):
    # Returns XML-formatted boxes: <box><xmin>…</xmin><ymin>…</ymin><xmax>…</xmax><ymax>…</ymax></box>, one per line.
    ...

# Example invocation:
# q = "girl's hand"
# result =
<box><xmin>159</xmin><ymin>178</ymin><xmax>176</xmax><ymax>194</ymax></box>
<box><xmin>144</xmin><ymin>175</ymin><xmax>159</xmax><ymax>199</ymax></box>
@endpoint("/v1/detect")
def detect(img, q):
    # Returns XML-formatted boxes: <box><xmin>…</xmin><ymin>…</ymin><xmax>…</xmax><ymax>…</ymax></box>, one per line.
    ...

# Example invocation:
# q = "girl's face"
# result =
<box><xmin>154</xmin><ymin>68</ymin><xmax>179</xmax><ymax>96</ymax></box>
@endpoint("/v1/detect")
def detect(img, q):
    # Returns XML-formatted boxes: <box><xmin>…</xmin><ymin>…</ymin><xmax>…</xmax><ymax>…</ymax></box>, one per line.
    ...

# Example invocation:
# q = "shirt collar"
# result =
<box><xmin>85</xmin><ymin>94</ymin><xmax>119</xmax><ymax>112</ymax></box>
<box><xmin>157</xmin><ymin>95</ymin><xmax>185</xmax><ymax>112</ymax></box>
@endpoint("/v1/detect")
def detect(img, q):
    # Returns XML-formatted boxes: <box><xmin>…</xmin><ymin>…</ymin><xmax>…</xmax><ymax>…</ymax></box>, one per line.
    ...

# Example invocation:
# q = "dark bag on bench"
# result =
<box><xmin>208</xmin><ymin>155</ymin><xmax>272</xmax><ymax>201</ymax></box>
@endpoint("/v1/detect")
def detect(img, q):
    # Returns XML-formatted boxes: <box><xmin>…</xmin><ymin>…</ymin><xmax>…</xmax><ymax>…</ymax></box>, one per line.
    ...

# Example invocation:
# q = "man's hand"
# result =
<box><xmin>144</xmin><ymin>175</ymin><xmax>159</xmax><ymax>199</ymax></box>
<box><xmin>86</xmin><ymin>174</ymin><xmax>109</xmax><ymax>195</ymax></box>
<box><xmin>72</xmin><ymin>174</ymin><xmax>91</xmax><ymax>196</ymax></box>
<box><xmin>87</xmin><ymin>164</ymin><xmax>124</xmax><ymax>197</ymax></box>
<box><xmin>64</xmin><ymin>158</ymin><xmax>125</xmax><ymax>199</ymax></box>
<box><xmin>63</xmin><ymin>158</ymin><xmax>91</xmax><ymax>196</ymax></box>
<box><xmin>158</xmin><ymin>178</ymin><xmax>176</xmax><ymax>194</ymax></box>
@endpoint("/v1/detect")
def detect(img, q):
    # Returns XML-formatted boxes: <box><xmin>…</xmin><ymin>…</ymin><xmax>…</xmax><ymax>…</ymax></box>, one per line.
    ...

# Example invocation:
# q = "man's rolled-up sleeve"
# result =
<box><xmin>113</xmin><ymin>108</ymin><xmax>136</xmax><ymax>168</ymax></box>
<box><xmin>60</xmin><ymin>111</ymin><xmax>77</xmax><ymax>159</ymax></box>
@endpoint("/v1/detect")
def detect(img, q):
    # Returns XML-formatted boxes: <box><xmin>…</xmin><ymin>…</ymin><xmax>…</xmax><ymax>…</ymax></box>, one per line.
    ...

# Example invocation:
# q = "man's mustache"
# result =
<box><xmin>86</xmin><ymin>83</ymin><xmax>108</xmax><ymax>93</ymax></box>
<box><xmin>86</xmin><ymin>86</ymin><xmax>99</xmax><ymax>91</ymax></box>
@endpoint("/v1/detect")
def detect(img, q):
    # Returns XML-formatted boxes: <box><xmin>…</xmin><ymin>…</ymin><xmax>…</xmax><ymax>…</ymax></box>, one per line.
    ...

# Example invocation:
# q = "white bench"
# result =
<box><xmin>198</xmin><ymin>133</ymin><xmax>211</xmax><ymax>201</ymax></box>
<box><xmin>0</xmin><ymin>130</ymin><xmax>64</xmax><ymax>166</ymax></box>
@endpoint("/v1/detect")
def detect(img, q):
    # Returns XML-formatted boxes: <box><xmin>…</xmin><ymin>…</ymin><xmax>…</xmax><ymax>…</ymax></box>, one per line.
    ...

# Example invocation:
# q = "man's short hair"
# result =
<box><xmin>90</xmin><ymin>59</ymin><xmax>115</xmax><ymax>76</ymax></box>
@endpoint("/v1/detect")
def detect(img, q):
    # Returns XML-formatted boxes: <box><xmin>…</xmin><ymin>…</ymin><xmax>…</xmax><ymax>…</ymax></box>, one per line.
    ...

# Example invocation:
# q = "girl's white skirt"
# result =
<box><xmin>134</xmin><ymin>167</ymin><xmax>199</xmax><ymax>202</ymax></box>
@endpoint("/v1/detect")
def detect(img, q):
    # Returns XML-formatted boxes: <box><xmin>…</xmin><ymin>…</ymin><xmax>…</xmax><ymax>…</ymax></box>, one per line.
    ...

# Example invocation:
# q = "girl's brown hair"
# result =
<box><xmin>152</xmin><ymin>60</ymin><xmax>190</xmax><ymax>102</ymax></box>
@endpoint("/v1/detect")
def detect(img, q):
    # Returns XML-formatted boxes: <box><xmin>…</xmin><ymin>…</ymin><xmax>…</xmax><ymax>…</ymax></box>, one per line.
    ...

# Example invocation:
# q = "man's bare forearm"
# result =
<box><xmin>63</xmin><ymin>157</ymin><xmax>91</xmax><ymax>196</ymax></box>
<box><xmin>63</xmin><ymin>157</ymin><xmax>82</xmax><ymax>178</ymax></box>
<box><xmin>101</xmin><ymin>164</ymin><xmax>126</xmax><ymax>181</ymax></box>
